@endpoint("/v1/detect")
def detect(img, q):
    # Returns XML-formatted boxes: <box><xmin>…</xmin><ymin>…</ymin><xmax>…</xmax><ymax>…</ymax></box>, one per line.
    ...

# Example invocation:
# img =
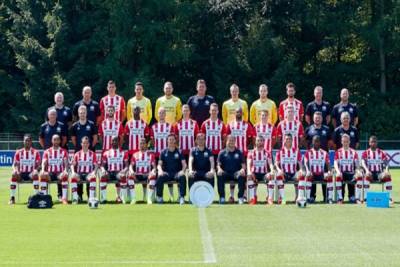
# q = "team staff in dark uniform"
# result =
<box><xmin>71</xmin><ymin>105</ymin><xmax>98</xmax><ymax>151</ymax></box>
<box><xmin>331</xmin><ymin>88</ymin><xmax>358</xmax><ymax>128</ymax></box>
<box><xmin>217</xmin><ymin>135</ymin><xmax>246</xmax><ymax>204</ymax></box>
<box><xmin>188</xmin><ymin>133</ymin><xmax>215</xmax><ymax>188</ymax></box>
<box><xmin>39</xmin><ymin>108</ymin><xmax>68</xmax><ymax>149</ymax></box>
<box><xmin>46</xmin><ymin>92</ymin><xmax>73</xmax><ymax>128</ymax></box>
<box><xmin>72</xmin><ymin>86</ymin><xmax>101</xmax><ymax>125</ymax></box>
<box><xmin>333</xmin><ymin>112</ymin><xmax>359</xmax><ymax>149</ymax></box>
<box><xmin>187</xmin><ymin>79</ymin><xmax>216</xmax><ymax>127</ymax></box>
<box><xmin>156</xmin><ymin>134</ymin><xmax>187</xmax><ymax>205</ymax></box>
<box><xmin>305</xmin><ymin>86</ymin><xmax>331</xmax><ymax>125</ymax></box>
<box><xmin>305</xmin><ymin>112</ymin><xmax>332</xmax><ymax>151</ymax></box>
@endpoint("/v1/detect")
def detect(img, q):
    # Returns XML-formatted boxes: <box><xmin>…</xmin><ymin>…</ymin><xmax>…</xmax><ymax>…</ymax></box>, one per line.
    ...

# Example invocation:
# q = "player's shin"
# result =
<box><xmin>10</xmin><ymin>177</ymin><xmax>17</xmax><ymax>197</ymax></box>
<box><xmin>100</xmin><ymin>177</ymin><xmax>108</xmax><ymax>202</ymax></box>
<box><xmin>128</xmin><ymin>177</ymin><xmax>136</xmax><ymax>203</ymax></box>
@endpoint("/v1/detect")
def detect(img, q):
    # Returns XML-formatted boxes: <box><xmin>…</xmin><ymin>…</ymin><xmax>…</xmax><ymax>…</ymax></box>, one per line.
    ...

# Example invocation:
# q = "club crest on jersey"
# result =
<box><xmin>339</xmin><ymin>107</ymin><xmax>343</xmax><ymax>112</ymax></box>
<box><xmin>204</xmin><ymin>152</ymin><xmax>208</xmax><ymax>157</ymax></box>
<box><xmin>322</xmin><ymin>130</ymin><xmax>326</xmax><ymax>135</ymax></box>
<box><xmin>349</xmin><ymin>107</ymin><xmax>353</xmax><ymax>113</ymax></box>
<box><xmin>63</xmin><ymin>111</ymin><xmax>68</xmax><ymax>116</ymax></box>
<box><xmin>90</xmin><ymin>105</ymin><xmax>95</xmax><ymax>111</ymax></box>
<box><xmin>322</xmin><ymin>106</ymin><xmax>327</xmax><ymax>111</ymax></box>
<box><xmin>234</xmin><ymin>153</ymin><xmax>239</xmax><ymax>159</ymax></box>
<box><xmin>205</xmin><ymin>100</ymin><xmax>210</xmax><ymax>105</ymax></box>
<box><xmin>86</xmin><ymin>125</ymin><xmax>91</xmax><ymax>131</ymax></box>
<box><xmin>350</xmin><ymin>131</ymin><xmax>355</xmax><ymax>137</ymax></box>
<box><xmin>45</xmin><ymin>126</ymin><xmax>50</xmax><ymax>133</ymax></box>
<box><xmin>174</xmin><ymin>153</ymin><xmax>179</xmax><ymax>159</ymax></box>
<box><xmin>56</xmin><ymin>127</ymin><xmax>61</xmax><ymax>133</ymax></box>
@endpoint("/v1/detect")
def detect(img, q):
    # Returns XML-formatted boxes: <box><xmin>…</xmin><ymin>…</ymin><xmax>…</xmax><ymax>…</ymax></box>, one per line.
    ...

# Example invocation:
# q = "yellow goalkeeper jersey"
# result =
<box><xmin>154</xmin><ymin>95</ymin><xmax>182</xmax><ymax>124</ymax></box>
<box><xmin>126</xmin><ymin>96</ymin><xmax>152</xmax><ymax>124</ymax></box>
<box><xmin>222</xmin><ymin>98</ymin><xmax>249</xmax><ymax>124</ymax></box>
<box><xmin>250</xmin><ymin>98</ymin><xmax>278</xmax><ymax>125</ymax></box>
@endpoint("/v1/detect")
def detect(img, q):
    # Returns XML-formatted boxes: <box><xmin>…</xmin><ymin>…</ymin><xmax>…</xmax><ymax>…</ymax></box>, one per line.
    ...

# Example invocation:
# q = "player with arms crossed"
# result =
<box><xmin>246</xmin><ymin>136</ymin><xmax>274</xmax><ymax>205</ymax></box>
<box><xmin>274</xmin><ymin>134</ymin><xmax>303</xmax><ymax>204</ymax></box>
<box><xmin>125</xmin><ymin>106</ymin><xmax>151</xmax><ymax>157</ymax></box>
<box><xmin>361</xmin><ymin>136</ymin><xmax>393</xmax><ymax>204</ymax></box>
<box><xmin>70</xmin><ymin>136</ymin><xmax>98</xmax><ymax>204</ymax></box>
<box><xmin>99</xmin><ymin>105</ymin><xmax>124</xmax><ymax>151</ymax></box>
<box><xmin>129</xmin><ymin>137</ymin><xmax>157</xmax><ymax>204</ymax></box>
<box><xmin>100</xmin><ymin>136</ymin><xmax>129</xmax><ymax>204</ymax></box>
<box><xmin>254</xmin><ymin>110</ymin><xmax>276</xmax><ymax>153</ymax></box>
<box><xmin>276</xmin><ymin>105</ymin><xmax>304</xmax><ymax>149</ymax></box>
<box><xmin>9</xmin><ymin>134</ymin><xmax>41</xmax><ymax>205</ymax></box>
<box><xmin>39</xmin><ymin>134</ymin><xmax>69</xmax><ymax>204</ymax></box>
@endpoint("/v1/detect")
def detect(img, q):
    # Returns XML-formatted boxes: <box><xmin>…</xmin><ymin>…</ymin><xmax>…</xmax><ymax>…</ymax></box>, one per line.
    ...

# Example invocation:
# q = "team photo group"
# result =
<box><xmin>9</xmin><ymin>79</ymin><xmax>393</xmax><ymax>206</ymax></box>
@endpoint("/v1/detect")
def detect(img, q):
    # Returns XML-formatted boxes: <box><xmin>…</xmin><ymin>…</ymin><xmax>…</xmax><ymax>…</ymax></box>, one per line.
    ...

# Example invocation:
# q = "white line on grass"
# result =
<box><xmin>0</xmin><ymin>260</ymin><xmax>205</xmax><ymax>265</ymax></box>
<box><xmin>198</xmin><ymin>208</ymin><xmax>217</xmax><ymax>264</ymax></box>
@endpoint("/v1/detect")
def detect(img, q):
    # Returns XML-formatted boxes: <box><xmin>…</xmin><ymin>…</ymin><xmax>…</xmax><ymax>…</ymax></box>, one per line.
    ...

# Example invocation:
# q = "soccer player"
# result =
<box><xmin>278</xmin><ymin>82</ymin><xmax>304</xmax><ymax>121</ymax></box>
<box><xmin>126</xmin><ymin>81</ymin><xmax>152</xmax><ymax>124</ymax></box>
<box><xmin>176</xmin><ymin>104</ymin><xmax>199</xmax><ymax>161</ymax></box>
<box><xmin>70</xmin><ymin>136</ymin><xmax>98</xmax><ymax>203</ymax></box>
<box><xmin>98</xmin><ymin>105</ymin><xmax>124</xmax><ymax>151</ymax></box>
<box><xmin>187</xmin><ymin>79</ymin><xmax>216</xmax><ymax>126</ymax></box>
<box><xmin>334</xmin><ymin>134</ymin><xmax>361</xmax><ymax>203</ymax></box>
<box><xmin>249</xmin><ymin>84</ymin><xmax>278</xmax><ymax>125</ymax></box>
<box><xmin>305</xmin><ymin>111</ymin><xmax>331</xmax><ymax>151</ymax></box>
<box><xmin>304</xmin><ymin>136</ymin><xmax>331</xmax><ymax>203</ymax></box>
<box><xmin>125</xmin><ymin>106</ymin><xmax>151</xmax><ymax>156</ymax></box>
<box><xmin>305</xmin><ymin>86</ymin><xmax>331</xmax><ymax>125</ymax></box>
<box><xmin>39</xmin><ymin>108</ymin><xmax>67</xmax><ymax>149</ymax></box>
<box><xmin>39</xmin><ymin>134</ymin><xmax>69</xmax><ymax>204</ymax></box>
<box><xmin>246</xmin><ymin>136</ymin><xmax>274</xmax><ymax>205</ymax></box>
<box><xmin>254</xmin><ymin>110</ymin><xmax>276</xmax><ymax>153</ymax></box>
<box><xmin>99</xmin><ymin>80</ymin><xmax>126</xmax><ymax>122</ymax></box>
<box><xmin>217</xmin><ymin>135</ymin><xmax>246</xmax><ymax>204</ymax></box>
<box><xmin>188</xmin><ymin>133</ymin><xmax>215</xmax><ymax>189</ymax></box>
<box><xmin>361</xmin><ymin>136</ymin><xmax>393</xmax><ymax>204</ymax></box>
<box><xmin>129</xmin><ymin>137</ymin><xmax>157</xmax><ymax>204</ymax></box>
<box><xmin>226</xmin><ymin>107</ymin><xmax>256</xmax><ymax>157</ymax></box>
<box><xmin>156</xmin><ymin>134</ymin><xmax>187</xmax><ymax>205</ymax></box>
<box><xmin>9</xmin><ymin>134</ymin><xmax>41</xmax><ymax>205</ymax></box>
<box><xmin>274</xmin><ymin>134</ymin><xmax>303</xmax><ymax>204</ymax></box>
<box><xmin>333</xmin><ymin>112</ymin><xmax>359</xmax><ymax>149</ymax></box>
<box><xmin>331</xmin><ymin>88</ymin><xmax>359</xmax><ymax>128</ymax></box>
<box><xmin>46</xmin><ymin>92</ymin><xmax>73</xmax><ymax>128</ymax></box>
<box><xmin>276</xmin><ymin>105</ymin><xmax>305</xmax><ymax>149</ymax></box>
<box><xmin>72</xmin><ymin>86</ymin><xmax>101</xmax><ymax>125</ymax></box>
<box><xmin>154</xmin><ymin>81</ymin><xmax>182</xmax><ymax>124</ymax></box>
<box><xmin>201</xmin><ymin>103</ymin><xmax>228</xmax><ymax>163</ymax></box>
<box><xmin>71</xmin><ymin>105</ymin><xmax>98</xmax><ymax>152</ymax></box>
<box><xmin>100</xmin><ymin>136</ymin><xmax>129</xmax><ymax>204</ymax></box>
<box><xmin>222</xmin><ymin>83</ymin><xmax>249</xmax><ymax>124</ymax></box>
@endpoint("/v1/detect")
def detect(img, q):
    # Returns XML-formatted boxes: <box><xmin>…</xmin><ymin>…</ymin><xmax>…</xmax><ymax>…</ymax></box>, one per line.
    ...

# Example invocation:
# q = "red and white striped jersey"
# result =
<box><xmin>151</xmin><ymin>122</ymin><xmax>173</xmax><ymax>157</ymax></box>
<box><xmin>254</xmin><ymin>123</ymin><xmax>276</xmax><ymax>153</ymax></box>
<box><xmin>227</xmin><ymin>121</ymin><xmax>255</xmax><ymax>155</ymax></box>
<box><xmin>125</xmin><ymin>119</ymin><xmax>150</xmax><ymax>153</ymax></box>
<box><xmin>304</xmin><ymin>148</ymin><xmax>329</xmax><ymax>175</ymax></box>
<box><xmin>100</xmin><ymin>94</ymin><xmax>125</xmax><ymax>122</ymax></box>
<box><xmin>73</xmin><ymin>150</ymin><xmax>97</xmax><ymax>174</ymax></box>
<box><xmin>362</xmin><ymin>148</ymin><xmax>387</xmax><ymax>172</ymax></box>
<box><xmin>102</xmin><ymin>148</ymin><xmax>128</xmax><ymax>172</ymax></box>
<box><xmin>14</xmin><ymin>148</ymin><xmax>41</xmax><ymax>173</ymax></box>
<box><xmin>276</xmin><ymin>120</ymin><xmax>304</xmax><ymax>149</ymax></box>
<box><xmin>279</xmin><ymin>98</ymin><xmax>304</xmax><ymax>121</ymax></box>
<box><xmin>335</xmin><ymin>148</ymin><xmax>358</xmax><ymax>173</ymax></box>
<box><xmin>43</xmin><ymin>147</ymin><xmax>68</xmax><ymax>173</ymax></box>
<box><xmin>176</xmin><ymin>119</ymin><xmax>199</xmax><ymax>155</ymax></box>
<box><xmin>201</xmin><ymin>119</ymin><xmax>227</xmax><ymax>155</ymax></box>
<box><xmin>276</xmin><ymin>147</ymin><xmax>301</xmax><ymax>174</ymax></box>
<box><xmin>99</xmin><ymin>118</ymin><xmax>124</xmax><ymax>151</ymax></box>
<box><xmin>248</xmin><ymin>149</ymin><xmax>271</xmax><ymax>174</ymax></box>
<box><xmin>131</xmin><ymin>151</ymin><xmax>155</xmax><ymax>174</ymax></box>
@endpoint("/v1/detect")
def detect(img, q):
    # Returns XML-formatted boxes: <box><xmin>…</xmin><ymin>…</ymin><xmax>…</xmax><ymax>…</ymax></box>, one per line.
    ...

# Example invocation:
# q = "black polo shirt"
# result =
<box><xmin>191</xmin><ymin>147</ymin><xmax>212</xmax><ymax>172</ymax></box>
<box><xmin>72</xmin><ymin>99</ymin><xmax>101</xmax><ymax>123</ymax></box>
<box><xmin>161</xmin><ymin>148</ymin><xmax>185</xmax><ymax>173</ymax></box>
<box><xmin>71</xmin><ymin>120</ymin><xmax>98</xmax><ymax>151</ymax></box>
<box><xmin>187</xmin><ymin>95</ymin><xmax>216</xmax><ymax>126</ymax></box>
<box><xmin>333</xmin><ymin>125</ymin><xmax>359</xmax><ymax>149</ymax></box>
<box><xmin>305</xmin><ymin>100</ymin><xmax>331</xmax><ymax>125</ymax></box>
<box><xmin>39</xmin><ymin>121</ymin><xmax>68</xmax><ymax>149</ymax></box>
<box><xmin>46</xmin><ymin>106</ymin><xmax>72</xmax><ymax>126</ymax></box>
<box><xmin>217</xmin><ymin>148</ymin><xmax>244</xmax><ymax>173</ymax></box>
<box><xmin>305</xmin><ymin>124</ymin><xmax>331</xmax><ymax>151</ymax></box>
<box><xmin>331</xmin><ymin>102</ymin><xmax>358</xmax><ymax>126</ymax></box>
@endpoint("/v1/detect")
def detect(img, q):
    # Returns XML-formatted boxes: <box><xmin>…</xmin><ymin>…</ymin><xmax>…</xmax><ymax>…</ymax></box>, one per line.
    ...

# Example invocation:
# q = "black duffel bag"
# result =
<box><xmin>27</xmin><ymin>194</ymin><xmax>53</xmax><ymax>209</ymax></box>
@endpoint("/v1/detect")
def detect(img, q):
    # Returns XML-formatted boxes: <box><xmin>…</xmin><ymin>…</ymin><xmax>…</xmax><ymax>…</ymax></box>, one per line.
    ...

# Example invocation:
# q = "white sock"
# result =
<box><xmin>247</xmin><ymin>180</ymin><xmax>255</xmax><ymax>200</ymax></box>
<box><xmin>89</xmin><ymin>180</ymin><xmax>96</xmax><ymax>199</ymax></box>
<box><xmin>71</xmin><ymin>179</ymin><xmax>78</xmax><ymax>201</ymax></box>
<box><xmin>355</xmin><ymin>178</ymin><xmax>363</xmax><ymax>201</ymax></box>
<box><xmin>267</xmin><ymin>180</ymin><xmax>275</xmax><ymax>200</ymax></box>
<box><xmin>306</xmin><ymin>180</ymin><xmax>312</xmax><ymax>200</ymax></box>
<box><xmin>297</xmin><ymin>180</ymin><xmax>306</xmax><ymax>200</ymax></box>
<box><xmin>100</xmin><ymin>180</ymin><xmax>107</xmax><ymax>201</ymax></box>
<box><xmin>10</xmin><ymin>179</ymin><xmax>17</xmax><ymax>197</ymax></box>
<box><xmin>128</xmin><ymin>179</ymin><xmax>135</xmax><ymax>200</ymax></box>
<box><xmin>148</xmin><ymin>180</ymin><xmax>156</xmax><ymax>202</ymax></box>
<box><xmin>32</xmin><ymin>180</ymin><xmax>39</xmax><ymax>194</ymax></box>
<box><xmin>40</xmin><ymin>181</ymin><xmax>48</xmax><ymax>194</ymax></box>
<box><xmin>363</xmin><ymin>179</ymin><xmax>370</xmax><ymax>200</ymax></box>
<box><xmin>120</xmin><ymin>180</ymin><xmax>127</xmax><ymax>202</ymax></box>
<box><xmin>277</xmin><ymin>179</ymin><xmax>285</xmax><ymax>199</ymax></box>
<box><xmin>336</xmin><ymin>181</ymin><xmax>343</xmax><ymax>201</ymax></box>
<box><xmin>61</xmin><ymin>181</ymin><xmax>68</xmax><ymax>200</ymax></box>
<box><xmin>327</xmin><ymin>181</ymin><xmax>334</xmax><ymax>200</ymax></box>
<box><xmin>385</xmin><ymin>181</ymin><xmax>393</xmax><ymax>199</ymax></box>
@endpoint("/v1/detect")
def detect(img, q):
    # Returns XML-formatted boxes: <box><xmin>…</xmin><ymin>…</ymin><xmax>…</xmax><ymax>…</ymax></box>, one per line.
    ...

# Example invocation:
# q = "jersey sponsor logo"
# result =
<box><xmin>129</xmin><ymin>127</ymin><xmax>143</xmax><ymax>135</ymax></box>
<box><xmin>179</xmin><ymin>128</ymin><xmax>193</xmax><ymax>136</ymax></box>
<box><xmin>281</xmin><ymin>158</ymin><xmax>296</xmax><ymax>165</ymax></box>
<box><xmin>104</xmin><ymin>129</ymin><xmax>118</xmax><ymax>136</ymax></box>
<box><xmin>48</xmin><ymin>158</ymin><xmax>63</xmax><ymax>165</ymax></box>
<box><xmin>108</xmin><ymin>157</ymin><xmax>123</xmax><ymax>164</ymax></box>
<box><xmin>253</xmin><ymin>160</ymin><xmax>265</xmax><ymax>168</ymax></box>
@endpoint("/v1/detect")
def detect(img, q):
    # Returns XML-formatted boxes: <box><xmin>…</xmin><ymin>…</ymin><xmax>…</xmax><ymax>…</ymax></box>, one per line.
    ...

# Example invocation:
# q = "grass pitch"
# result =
<box><xmin>0</xmin><ymin>167</ymin><xmax>399</xmax><ymax>267</ymax></box>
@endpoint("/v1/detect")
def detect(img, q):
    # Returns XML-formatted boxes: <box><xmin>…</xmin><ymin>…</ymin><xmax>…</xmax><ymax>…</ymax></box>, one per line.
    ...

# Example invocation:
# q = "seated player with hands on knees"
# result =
<box><xmin>9</xmin><ymin>134</ymin><xmax>41</xmax><ymax>205</ymax></box>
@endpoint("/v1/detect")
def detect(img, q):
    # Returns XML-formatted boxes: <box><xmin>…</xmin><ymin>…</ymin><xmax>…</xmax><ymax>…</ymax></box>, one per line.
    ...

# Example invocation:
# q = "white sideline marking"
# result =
<box><xmin>198</xmin><ymin>208</ymin><xmax>217</xmax><ymax>264</ymax></box>
<box><xmin>0</xmin><ymin>260</ymin><xmax>205</xmax><ymax>265</ymax></box>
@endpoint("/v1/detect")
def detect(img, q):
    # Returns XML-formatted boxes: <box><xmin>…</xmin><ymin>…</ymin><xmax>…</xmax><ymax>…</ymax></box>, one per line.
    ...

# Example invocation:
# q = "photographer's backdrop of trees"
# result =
<box><xmin>0</xmin><ymin>0</ymin><xmax>399</xmax><ymax>139</ymax></box>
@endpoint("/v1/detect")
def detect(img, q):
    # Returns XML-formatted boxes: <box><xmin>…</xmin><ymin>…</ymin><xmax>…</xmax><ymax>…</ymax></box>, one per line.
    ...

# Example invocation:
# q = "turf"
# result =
<box><xmin>0</xmin><ymin>167</ymin><xmax>399</xmax><ymax>267</ymax></box>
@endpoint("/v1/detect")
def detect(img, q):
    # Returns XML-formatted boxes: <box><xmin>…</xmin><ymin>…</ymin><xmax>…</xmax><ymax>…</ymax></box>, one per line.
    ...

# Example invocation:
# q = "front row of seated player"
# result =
<box><xmin>9</xmin><ymin>133</ymin><xmax>393</xmax><ymax>205</ymax></box>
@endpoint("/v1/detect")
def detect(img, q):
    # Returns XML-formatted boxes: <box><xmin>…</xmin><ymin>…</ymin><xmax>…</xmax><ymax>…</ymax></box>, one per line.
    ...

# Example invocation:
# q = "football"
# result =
<box><xmin>88</xmin><ymin>198</ymin><xmax>99</xmax><ymax>209</ymax></box>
